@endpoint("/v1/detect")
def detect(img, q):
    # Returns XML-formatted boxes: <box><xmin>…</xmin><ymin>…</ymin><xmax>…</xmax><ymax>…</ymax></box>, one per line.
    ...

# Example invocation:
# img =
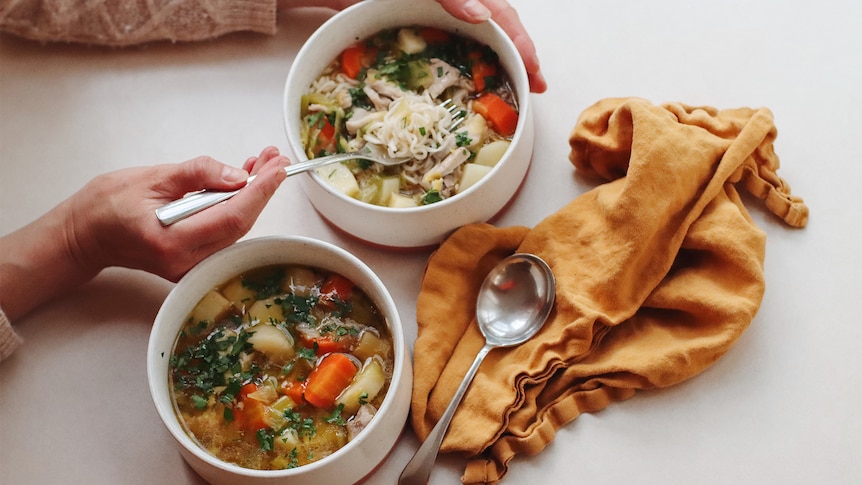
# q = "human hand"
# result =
<box><xmin>434</xmin><ymin>0</ymin><xmax>546</xmax><ymax>93</ymax></box>
<box><xmin>68</xmin><ymin>146</ymin><xmax>288</xmax><ymax>282</ymax></box>
<box><xmin>280</xmin><ymin>0</ymin><xmax>546</xmax><ymax>93</ymax></box>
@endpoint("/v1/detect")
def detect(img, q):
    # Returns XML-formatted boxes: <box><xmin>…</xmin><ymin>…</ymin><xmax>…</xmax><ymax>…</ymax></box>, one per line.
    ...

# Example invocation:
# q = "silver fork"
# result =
<box><xmin>155</xmin><ymin>101</ymin><xmax>464</xmax><ymax>225</ymax></box>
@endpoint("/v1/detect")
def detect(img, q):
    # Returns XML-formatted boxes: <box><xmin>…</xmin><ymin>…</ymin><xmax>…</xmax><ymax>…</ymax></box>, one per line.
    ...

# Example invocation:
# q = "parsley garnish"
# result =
<box><xmin>325</xmin><ymin>404</ymin><xmax>347</xmax><ymax>426</ymax></box>
<box><xmin>287</xmin><ymin>448</ymin><xmax>300</xmax><ymax>468</ymax></box>
<box><xmin>279</xmin><ymin>294</ymin><xmax>318</xmax><ymax>325</ymax></box>
<box><xmin>422</xmin><ymin>190</ymin><xmax>444</xmax><ymax>205</ymax></box>
<box><xmin>283</xmin><ymin>409</ymin><xmax>317</xmax><ymax>438</ymax></box>
<box><xmin>297</xmin><ymin>346</ymin><xmax>316</xmax><ymax>361</ymax></box>
<box><xmin>191</xmin><ymin>394</ymin><xmax>208</xmax><ymax>410</ymax></box>
<box><xmin>256</xmin><ymin>428</ymin><xmax>275</xmax><ymax>451</ymax></box>
<box><xmin>455</xmin><ymin>131</ymin><xmax>472</xmax><ymax>147</ymax></box>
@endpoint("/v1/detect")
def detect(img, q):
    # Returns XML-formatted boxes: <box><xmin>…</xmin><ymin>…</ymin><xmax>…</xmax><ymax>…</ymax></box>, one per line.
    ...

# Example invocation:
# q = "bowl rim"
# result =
<box><xmin>281</xmin><ymin>0</ymin><xmax>532</xmax><ymax>215</ymax></box>
<box><xmin>146</xmin><ymin>235</ymin><xmax>409</xmax><ymax>478</ymax></box>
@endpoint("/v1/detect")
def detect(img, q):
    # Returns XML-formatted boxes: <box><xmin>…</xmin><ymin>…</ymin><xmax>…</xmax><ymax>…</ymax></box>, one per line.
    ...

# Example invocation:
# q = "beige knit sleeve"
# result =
<box><xmin>0</xmin><ymin>307</ymin><xmax>23</xmax><ymax>362</ymax></box>
<box><xmin>0</xmin><ymin>0</ymin><xmax>277</xmax><ymax>46</ymax></box>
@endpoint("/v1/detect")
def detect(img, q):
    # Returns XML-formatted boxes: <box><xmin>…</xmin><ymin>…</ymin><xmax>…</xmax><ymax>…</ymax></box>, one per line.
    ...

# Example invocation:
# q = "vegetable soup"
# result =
<box><xmin>300</xmin><ymin>26</ymin><xmax>519</xmax><ymax>207</ymax></box>
<box><xmin>169</xmin><ymin>264</ymin><xmax>393</xmax><ymax>470</ymax></box>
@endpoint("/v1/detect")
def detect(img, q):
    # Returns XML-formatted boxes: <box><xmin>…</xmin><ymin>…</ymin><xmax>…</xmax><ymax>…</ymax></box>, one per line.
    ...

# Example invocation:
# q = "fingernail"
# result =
<box><xmin>464</xmin><ymin>0</ymin><xmax>491</xmax><ymax>21</ymax></box>
<box><xmin>222</xmin><ymin>166</ymin><xmax>248</xmax><ymax>184</ymax></box>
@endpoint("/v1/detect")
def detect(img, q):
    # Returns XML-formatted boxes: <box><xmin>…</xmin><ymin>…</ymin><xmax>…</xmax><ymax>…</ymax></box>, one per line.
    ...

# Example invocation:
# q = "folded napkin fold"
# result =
<box><xmin>411</xmin><ymin>97</ymin><xmax>808</xmax><ymax>484</ymax></box>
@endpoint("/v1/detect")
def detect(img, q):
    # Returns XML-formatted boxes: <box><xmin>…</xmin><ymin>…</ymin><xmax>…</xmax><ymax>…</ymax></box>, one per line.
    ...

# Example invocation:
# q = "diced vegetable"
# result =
<box><xmin>233</xmin><ymin>383</ymin><xmax>269</xmax><ymax>432</ymax></box>
<box><xmin>388</xmin><ymin>193</ymin><xmax>419</xmax><ymax>208</ymax></box>
<box><xmin>299</xmin><ymin>333</ymin><xmax>353</xmax><ymax>356</ymax></box>
<box><xmin>220</xmin><ymin>277</ymin><xmax>257</xmax><ymax>312</ymax></box>
<box><xmin>376</xmin><ymin>176</ymin><xmax>401</xmax><ymax>206</ymax></box>
<box><xmin>471</xmin><ymin>60</ymin><xmax>497</xmax><ymax>92</ymax></box>
<box><xmin>397</xmin><ymin>28</ymin><xmax>427</xmax><ymax>54</ymax></box>
<box><xmin>472</xmin><ymin>93</ymin><xmax>519</xmax><ymax>137</ymax></box>
<box><xmin>474</xmin><ymin>140</ymin><xmax>510</xmax><ymax>167</ymax></box>
<box><xmin>189</xmin><ymin>290</ymin><xmax>231</xmax><ymax>326</ymax></box>
<box><xmin>247</xmin><ymin>298</ymin><xmax>285</xmax><ymax>325</ymax></box>
<box><xmin>341</xmin><ymin>44</ymin><xmax>367</xmax><ymax>78</ymax></box>
<box><xmin>273</xmin><ymin>428</ymin><xmax>300</xmax><ymax>454</ymax></box>
<box><xmin>247</xmin><ymin>323</ymin><xmax>295</xmax><ymax>361</ymax></box>
<box><xmin>280</xmin><ymin>380</ymin><xmax>306</xmax><ymax>406</ymax></box>
<box><xmin>280</xmin><ymin>266</ymin><xmax>319</xmax><ymax>297</ymax></box>
<box><xmin>406</xmin><ymin>59</ymin><xmax>433</xmax><ymax>90</ymax></box>
<box><xmin>316</xmin><ymin>163</ymin><xmax>359</xmax><ymax>198</ymax></box>
<box><xmin>352</xmin><ymin>329</ymin><xmax>390</xmax><ymax>362</ymax></box>
<box><xmin>309</xmin><ymin>117</ymin><xmax>337</xmax><ymax>155</ymax></box>
<box><xmin>336</xmin><ymin>357</ymin><xmax>386</xmax><ymax>416</ymax></box>
<box><xmin>247</xmin><ymin>378</ymin><xmax>278</xmax><ymax>404</ymax></box>
<box><xmin>304</xmin><ymin>353</ymin><xmax>358</xmax><ymax>408</ymax></box>
<box><xmin>265</xmin><ymin>395</ymin><xmax>296</xmax><ymax>429</ymax></box>
<box><xmin>458</xmin><ymin>163</ymin><xmax>493</xmax><ymax>193</ymax></box>
<box><xmin>321</xmin><ymin>273</ymin><xmax>355</xmax><ymax>304</ymax></box>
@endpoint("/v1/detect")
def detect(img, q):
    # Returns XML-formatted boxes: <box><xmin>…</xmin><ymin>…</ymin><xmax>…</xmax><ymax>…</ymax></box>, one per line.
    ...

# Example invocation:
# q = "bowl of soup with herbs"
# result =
<box><xmin>283</xmin><ymin>0</ymin><xmax>533</xmax><ymax>249</ymax></box>
<box><xmin>148</xmin><ymin>237</ymin><xmax>412</xmax><ymax>485</ymax></box>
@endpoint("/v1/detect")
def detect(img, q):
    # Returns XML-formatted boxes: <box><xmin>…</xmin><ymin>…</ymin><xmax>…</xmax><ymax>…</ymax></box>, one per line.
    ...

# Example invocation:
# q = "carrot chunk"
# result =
<box><xmin>233</xmin><ymin>383</ymin><xmax>268</xmax><ymax>432</ymax></box>
<box><xmin>472</xmin><ymin>93</ymin><xmax>519</xmax><ymax>137</ymax></box>
<box><xmin>321</xmin><ymin>273</ymin><xmax>354</xmax><ymax>305</ymax></box>
<box><xmin>303</xmin><ymin>353</ymin><xmax>358</xmax><ymax>408</ymax></box>
<box><xmin>341</xmin><ymin>44</ymin><xmax>366</xmax><ymax>78</ymax></box>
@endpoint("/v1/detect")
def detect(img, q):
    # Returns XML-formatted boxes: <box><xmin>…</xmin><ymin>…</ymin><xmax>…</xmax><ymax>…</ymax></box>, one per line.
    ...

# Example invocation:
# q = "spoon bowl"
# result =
<box><xmin>477</xmin><ymin>254</ymin><xmax>556</xmax><ymax>346</ymax></box>
<box><xmin>399</xmin><ymin>253</ymin><xmax>555</xmax><ymax>485</ymax></box>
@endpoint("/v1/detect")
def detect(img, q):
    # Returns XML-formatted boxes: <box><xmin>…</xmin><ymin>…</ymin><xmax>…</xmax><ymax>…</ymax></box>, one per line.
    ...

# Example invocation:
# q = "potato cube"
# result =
<box><xmin>247</xmin><ymin>323</ymin><xmax>295</xmax><ymax>361</ymax></box>
<box><xmin>458</xmin><ymin>163</ymin><xmax>493</xmax><ymax>193</ymax></box>
<box><xmin>336</xmin><ymin>357</ymin><xmax>386</xmax><ymax>416</ymax></box>
<box><xmin>474</xmin><ymin>140</ymin><xmax>510</xmax><ymax>167</ymax></box>
<box><xmin>316</xmin><ymin>163</ymin><xmax>359</xmax><ymax>198</ymax></box>
<box><xmin>188</xmin><ymin>290</ymin><xmax>231</xmax><ymax>325</ymax></box>
<box><xmin>220</xmin><ymin>276</ymin><xmax>257</xmax><ymax>312</ymax></box>
<box><xmin>247</xmin><ymin>298</ymin><xmax>285</xmax><ymax>325</ymax></box>
<box><xmin>388</xmin><ymin>193</ymin><xmax>418</xmax><ymax>208</ymax></box>
<box><xmin>281</xmin><ymin>266</ymin><xmax>320</xmax><ymax>297</ymax></box>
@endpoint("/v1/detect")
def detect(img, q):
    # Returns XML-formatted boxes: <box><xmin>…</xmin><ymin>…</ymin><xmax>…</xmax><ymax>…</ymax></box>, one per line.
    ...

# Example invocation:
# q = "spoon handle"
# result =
<box><xmin>399</xmin><ymin>343</ymin><xmax>494</xmax><ymax>485</ymax></box>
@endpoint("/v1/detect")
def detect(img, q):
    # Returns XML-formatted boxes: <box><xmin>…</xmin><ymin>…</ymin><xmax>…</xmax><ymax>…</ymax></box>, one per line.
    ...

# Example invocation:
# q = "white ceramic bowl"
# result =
<box><xmin>147</xmin><ymin>236</ymin><xmax>412</xmax><ymax>485</ymax></box>
<box><xmin>283</xmin><ymin>0</ymin><xmax>534</xmax><ymax>249</ymax></box>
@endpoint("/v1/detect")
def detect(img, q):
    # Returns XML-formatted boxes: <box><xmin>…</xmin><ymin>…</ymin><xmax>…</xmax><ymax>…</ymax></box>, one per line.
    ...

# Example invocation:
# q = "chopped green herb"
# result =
<box><xmin>422</xmin><ymin>190</ymin><xmax>444</xmax><ymax>205</ymax></box>
<box><xmin>455</xmin><ymin>131</ymin><xmax>472</xmax><ymax>147</ymax></box>
<box><xmin>297</xmin><ymin>346</ymin><xmax>317</xmax><ymax>361</ymax></box>
<box><xmin>192</xmin><ymin>394</ymin><xmax>208</xmax><ymax>409</ymax></box>
<box><xmin>325</xmin><ymin>404</ymin><xmax>347</xmax><ymax>426</ymax></box>
<box><xmin>256</xmin><ymin>428</ymin><xmax>275</xmax><ymax>451</ymax></box>
<box><xmin>287</xmin><ymin>448</ymin><xmax>300</xmax><ymax>468</ymax></box>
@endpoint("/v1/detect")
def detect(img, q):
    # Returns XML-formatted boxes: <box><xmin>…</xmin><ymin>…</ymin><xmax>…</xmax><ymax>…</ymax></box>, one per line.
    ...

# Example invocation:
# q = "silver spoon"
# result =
<box><xmin>399</xmin><ymin>253</ymin><xmax>556</xmax><ymax>485</ymax></box>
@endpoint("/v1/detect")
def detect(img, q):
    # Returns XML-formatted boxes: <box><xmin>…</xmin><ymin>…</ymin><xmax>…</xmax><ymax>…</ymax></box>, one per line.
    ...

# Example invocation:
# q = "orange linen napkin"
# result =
<box><xmin>411</xmin><ymin>97</ymin><xmax>808</xmax><ymax>484</ymax></box>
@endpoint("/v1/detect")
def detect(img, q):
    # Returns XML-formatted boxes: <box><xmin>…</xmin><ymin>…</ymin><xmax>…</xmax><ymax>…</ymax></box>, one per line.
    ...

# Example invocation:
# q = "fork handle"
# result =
<box><xmin>155</xmin><ymin>152</ymin><xmax>365</xmax><ymax>226</ymax></box>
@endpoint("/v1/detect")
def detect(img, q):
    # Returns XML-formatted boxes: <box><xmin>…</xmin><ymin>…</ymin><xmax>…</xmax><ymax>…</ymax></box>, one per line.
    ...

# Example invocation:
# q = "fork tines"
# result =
<box><xmin>441</xmin><ymin>99</ymin><xmax>466</xmax><ymax>130</ymax></box>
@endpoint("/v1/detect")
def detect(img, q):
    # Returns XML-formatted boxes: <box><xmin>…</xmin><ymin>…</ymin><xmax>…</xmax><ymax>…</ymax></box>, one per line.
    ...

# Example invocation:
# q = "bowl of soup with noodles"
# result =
<box><xmin>283</xmin><ymin>0</ymin><xmax>533</xmax><ymax>249</ymax></box>
<box><xmin>148</xmin><ymin>237</ymin><xmax>412</xmax><ymax>485</ymax></box>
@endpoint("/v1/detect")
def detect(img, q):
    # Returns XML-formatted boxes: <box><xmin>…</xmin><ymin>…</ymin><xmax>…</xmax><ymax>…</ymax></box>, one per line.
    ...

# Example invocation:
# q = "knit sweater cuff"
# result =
<box><xmin>0</xmin><ymin>307</ymin><xmax>23</xmax><ymax>362</ymax></box>
<box><xmin>0</xmin><ymin>0</ymin><xmax>278</xmax><ymax>46</ymax></box>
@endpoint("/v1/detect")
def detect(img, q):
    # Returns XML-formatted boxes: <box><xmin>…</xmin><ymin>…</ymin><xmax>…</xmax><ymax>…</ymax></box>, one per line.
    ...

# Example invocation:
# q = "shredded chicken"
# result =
<box><xmin>427</xmin><ymin>59</ymin><xmax>466</xmax><ymax>98</ymax></box>
<box><xmin>421</xmin><ymin>146</ymin><xmax>471</xmax><ymax>187</ymax></box>
<box><xmin>347</xmin><ymin>404</ymin><xmax>377</xmax><ymax>441</ymax></box>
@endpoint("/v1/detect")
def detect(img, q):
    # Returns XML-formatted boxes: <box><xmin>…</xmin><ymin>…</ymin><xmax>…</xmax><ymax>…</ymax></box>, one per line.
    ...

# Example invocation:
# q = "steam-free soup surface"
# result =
<box><xmin>170</xmin><ymin>264</ymin><xmax>393</xmax><ymax>470</ymax></box>
<box><xmin>301</xmin><ymin>25</ymin><xmax>520</xmax><ymax>207</ymax></box>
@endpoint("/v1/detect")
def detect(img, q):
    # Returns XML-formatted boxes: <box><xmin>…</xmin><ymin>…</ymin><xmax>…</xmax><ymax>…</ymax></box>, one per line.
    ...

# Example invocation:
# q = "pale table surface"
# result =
<box><xmin>2</xmin><ymin>1</ymin><xmax>861</xmax><ymax>484</ymax></box>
